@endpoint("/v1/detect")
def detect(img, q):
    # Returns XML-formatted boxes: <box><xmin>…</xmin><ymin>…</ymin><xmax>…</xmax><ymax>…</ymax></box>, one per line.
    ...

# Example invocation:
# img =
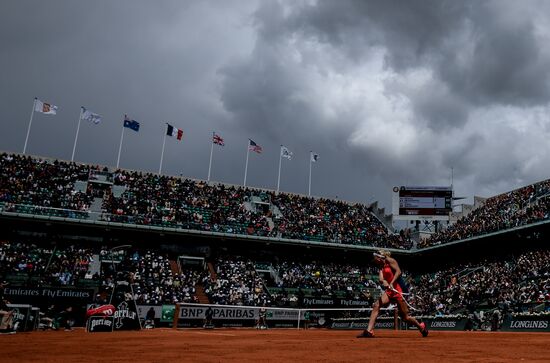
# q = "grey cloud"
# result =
<box><xmin>2</xmin><ymin>0</ymin><xmax>550</xmax><ymax>211</ymax></box>
<box><xmin>281</xmin><ymin>0</ymin><xmax>550</xmax><ymax>110</ymax></box>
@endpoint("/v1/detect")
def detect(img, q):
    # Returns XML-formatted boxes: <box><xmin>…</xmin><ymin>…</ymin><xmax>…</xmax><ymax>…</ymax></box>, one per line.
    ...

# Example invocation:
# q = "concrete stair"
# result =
<box><xmin>207</xmin><ymin>262</ymin><xmax>217</xmax><ymax>281</ymax></box>
<box><xmin>86</xmin><ymin>254</ymin><xmax>101</xmax><ymax>279</ymax></box>
<box><xmin>194</xmin><ymin>284</ymin><xmax>210</xmax><ymax>304</ymax></box>
<box><xmin>88</xmin><ymin>197</ymin><xmax>104</xmax><ymax>221</ymax></box>
<box><xmin>169</xmin><ymin>259</ymin><xmax>180</xmax><ymax>275</ymax></box>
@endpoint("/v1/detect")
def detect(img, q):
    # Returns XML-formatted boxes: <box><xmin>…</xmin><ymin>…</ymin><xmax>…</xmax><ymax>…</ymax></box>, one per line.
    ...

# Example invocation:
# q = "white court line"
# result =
<box><xmin>191</xmin><ymin>331</ymin><xmax>238</xmax><ymax>337</ymax></box>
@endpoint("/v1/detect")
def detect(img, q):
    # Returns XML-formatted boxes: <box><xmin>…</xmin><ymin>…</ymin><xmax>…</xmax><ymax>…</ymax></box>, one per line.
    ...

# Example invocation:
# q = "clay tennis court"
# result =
<box><xmin>1</xmin><ymin>329</ymin><xmax>548</xmax><ymax>362</ymax></box>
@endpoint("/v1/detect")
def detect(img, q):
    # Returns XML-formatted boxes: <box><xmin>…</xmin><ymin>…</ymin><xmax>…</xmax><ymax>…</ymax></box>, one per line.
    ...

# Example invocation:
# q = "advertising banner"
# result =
<box><xmin>502</xmin><ymin>316</ymin><xmax>550</xmax><ymax>332</ymax></box>
<box><xmin>87</xmin><ymin>316</ymin><xmax>115</xmax><ymax>332</ymax></box>
<box><xmin>330</xmin><ymin>317</ymin><xmax>395</xmax><ymax>330</ymax></box>
<box><xmin>6</xmin><ymin>304</ymin><xmax>31</xmax><ymax>332</ymax></box>
<box><xmin>423</xmin><ymin>318</ymin><xmax>468</xmax><ymax>331</ymax></box>
<box><xmin>4</xmin><ymin>287</ymin><xmax>94</xmax><ymax>303</ymax></box>
<box><xmin>161</xmin><ymin>305</ymin><xmax>175</xmax><ymax>323</ymax></box>
<box><xmin>301</xmin><ymin>298</ymin><xmax>372</xmax><ymax>307</ymax></box>
<box><xmin>136</xmin><ymin>305</ymin><xmax>176</xmax><ymax>324</ymax></box>
<box><xmin>179</xmin><ymin>306</ymin><xmax>304</xmax><ymax>320</ymax></box>
<box><xmin>111</xmin><ymin>281</ymin><xmax>140</xmax><ymax>330</ymax></box>
<box><xmin>401</xmin><ymin>317</ymin><xmax>468</xmax><ymax>331</ymax></box>
<box><xmin>178</xmin><ymin>305</ymin><xmax>304</xmax><ymax>328</ymax></box>
<box><xmin>330</xmin><ymin>316</ymin><xmax>467</xmax><ymax>331</ymax></box>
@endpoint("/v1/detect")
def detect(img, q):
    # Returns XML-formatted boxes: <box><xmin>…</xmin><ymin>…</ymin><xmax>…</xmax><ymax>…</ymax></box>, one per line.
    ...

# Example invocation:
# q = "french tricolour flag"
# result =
<box><xmin>166</xmin><ymin>124</ymin><xmax>183</xmax><ymax>140</ymax></box>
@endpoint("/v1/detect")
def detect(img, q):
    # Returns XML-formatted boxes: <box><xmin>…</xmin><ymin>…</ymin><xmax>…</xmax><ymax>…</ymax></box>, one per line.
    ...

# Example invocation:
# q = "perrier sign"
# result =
<box><xmin>110</xmin><ymin>281</ymin><xmax>141</xmax><ymax>330</ymax></box>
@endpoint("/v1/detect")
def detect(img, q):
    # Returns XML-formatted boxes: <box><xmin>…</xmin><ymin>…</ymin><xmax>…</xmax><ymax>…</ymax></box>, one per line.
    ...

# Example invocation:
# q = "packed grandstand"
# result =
<box><xmin>3</xmin><ymin>152</ymin><xmax>550</xmax><ymax>249</ymax></box>
<box><xmin>1</xmin><ymin>152</ymin><xmax>549</xmax><ymax>332</ymax></box>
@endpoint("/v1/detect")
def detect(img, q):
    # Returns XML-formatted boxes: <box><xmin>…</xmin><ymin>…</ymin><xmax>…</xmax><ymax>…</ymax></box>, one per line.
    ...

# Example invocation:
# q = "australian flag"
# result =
<box><xmin>123</xmin><ymin>115</ymin><xmax>140</xmax><ymax>132</ymax></box>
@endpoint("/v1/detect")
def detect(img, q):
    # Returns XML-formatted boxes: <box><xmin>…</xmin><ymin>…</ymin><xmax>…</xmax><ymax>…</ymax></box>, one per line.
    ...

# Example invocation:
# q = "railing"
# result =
<box><xmin>0</xmin><ymin>202</ymin><xmax>90</xmax><ymax>219</ymax></box>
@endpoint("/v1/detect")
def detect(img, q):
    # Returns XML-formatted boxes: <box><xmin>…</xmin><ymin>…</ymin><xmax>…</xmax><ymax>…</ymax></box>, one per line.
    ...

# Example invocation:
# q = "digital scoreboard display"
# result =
<box><xmin>397</xmin><ymin>186</ymin><xmax>452</xmax><ymax>216</ymax></box>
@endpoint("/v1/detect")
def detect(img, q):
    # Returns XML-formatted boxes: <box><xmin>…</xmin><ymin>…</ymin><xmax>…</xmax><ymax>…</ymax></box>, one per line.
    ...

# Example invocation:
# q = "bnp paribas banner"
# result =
<box><xmin>110</xmin><ymin>281</ymin><xmax>140</xmax><ymax>330</ymax></box>
<box><xmin>179</xmin><ymin>306</ymin><xmax>303</xmax><ymax>321</ymax></box>
<box><xmin>178</xmin><ymin>305</ymin><xmax>305</xmax><ymax>328</ymax></box>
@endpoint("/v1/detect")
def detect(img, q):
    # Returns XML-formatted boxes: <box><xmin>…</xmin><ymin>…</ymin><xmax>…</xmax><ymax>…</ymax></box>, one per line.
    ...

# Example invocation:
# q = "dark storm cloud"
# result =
<box><xmin>286</xmin><ymin>0</ymin><xmax>550</xmax><ymax>107</ymax></box>
<box><xmin>0</xmin><ymin>0</ymin><xmax>257</xmax><ymax>184</ymax></box>
<box><xmin>2</xmin><ymin>0</ymin><xmax>550</xmax><ymax>210</ymax></box>
<box><xmin>218</xmin><ymin>0</ymin><xmax>550</xmax><ymax>206</ymax></box>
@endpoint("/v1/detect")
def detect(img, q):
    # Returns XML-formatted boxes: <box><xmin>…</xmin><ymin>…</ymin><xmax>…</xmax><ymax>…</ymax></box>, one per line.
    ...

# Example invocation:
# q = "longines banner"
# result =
<box><xmin>331</xmin><ymin>317</ymin><xmax>468</xmax><ymax>331</ymax></box>
<box><xmin>502</xmin><ymin>316</ymin><xmax>550</xmax><ymax>332</ymax></box>
<box><xmin>401</xmin><ymin>317</ymin><xmax>468</xmax><ymax>331</ymax></box>
<box><xmin>4</xmin><ymin>287</ymin><xmax>94</xmax><ymax>303</ymax></box>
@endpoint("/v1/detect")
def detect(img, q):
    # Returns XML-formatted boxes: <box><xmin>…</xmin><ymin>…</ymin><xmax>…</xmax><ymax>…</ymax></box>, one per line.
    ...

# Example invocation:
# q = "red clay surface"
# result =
<box><xmin>1</xmin><ymin>328</ymin><xmax>549</xmax><ymax>362</ymax></box>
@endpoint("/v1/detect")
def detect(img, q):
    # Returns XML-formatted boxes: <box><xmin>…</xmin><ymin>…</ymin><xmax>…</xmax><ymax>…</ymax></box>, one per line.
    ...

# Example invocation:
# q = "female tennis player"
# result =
<box><xmin>357</xmin><ymin>250</ymin><xmax>428</xmax><ymax>338</ymax></box>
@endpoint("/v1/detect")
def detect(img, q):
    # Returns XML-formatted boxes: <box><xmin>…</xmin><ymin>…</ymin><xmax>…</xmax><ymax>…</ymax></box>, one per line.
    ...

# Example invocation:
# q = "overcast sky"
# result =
<box><xmin>2</xmin><ymin>0</ymin><xmax>550</xmax><ymax>210</ymax></box>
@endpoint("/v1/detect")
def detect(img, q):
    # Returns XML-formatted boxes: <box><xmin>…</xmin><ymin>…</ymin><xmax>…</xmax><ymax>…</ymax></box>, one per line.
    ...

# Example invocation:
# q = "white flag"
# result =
<box><xmin>82</xmin><ymin>107</ymin><xmax>101</xmax><ymax>124</ymax></box>
<box><xmin>34</xmin><ymin>99</ymin><xmax>58</xmax><ymax>115</ymax></box>
<box><xmin>281</xmin><ymin>146</ymin><xmax>293</xmax><ymax>160</ymax></box>
<box><xmin>311</xmin><ymin>152</ymin><xmax>319</xmax><ymax>162</ymax></box>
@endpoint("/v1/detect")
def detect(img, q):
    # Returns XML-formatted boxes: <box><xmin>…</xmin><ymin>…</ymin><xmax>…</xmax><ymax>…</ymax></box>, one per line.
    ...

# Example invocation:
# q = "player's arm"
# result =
<box><xmin>379</xmin><ymin>270</ymin><xmax>389</xmax><ymax>288</ymax></box>
<box><xmin>386</xmin><ymin>257</ymin><xmax>401</xmax><ymax>286</ymax></box>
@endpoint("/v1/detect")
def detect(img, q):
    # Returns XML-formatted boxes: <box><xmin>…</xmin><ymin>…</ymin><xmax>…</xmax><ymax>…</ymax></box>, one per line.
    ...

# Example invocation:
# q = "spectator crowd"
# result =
<box><xmin>4</xmin><ymin>152</ymin><xmax>550</xmax><ymax>251</ymax></box>
<box><xmin>1</xmin><ymin>238</ymin><xmax>548</xmax><ymax>317</ymax></box>
<box><xmin>412</xmin><ymin>249</ymin><xmax>550</xmax><ymax>315</ymax></box>
<box><xmin>0</xmin><ymin>240</ymin><xmax>94</xmax><ymax>286</ymax></box>
<box><xmin>422</xmin><ymin>180</ymin><xmax>550</xmax><ymax>248</ymax></box>
<box><xmin>0</xmin><ymin>153</ymin><xmax>94</xmax><ymax>213</ymax></box>
<box><xmin>203</xmin><ymin>256</ymin><xmax>271</xmax><ymax>306</ymax></box>
<box><xmin>99</xmin><ymin>249</ymin><xmax>203</xmax><ymax>306</ymax></box>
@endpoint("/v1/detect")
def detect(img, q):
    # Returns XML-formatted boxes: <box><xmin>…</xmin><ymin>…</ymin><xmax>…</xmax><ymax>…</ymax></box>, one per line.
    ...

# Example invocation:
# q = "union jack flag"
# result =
<box><xmin>213</xmin><ymin>133</ymin><xmax>225</xmax><ymax>146</ymax></box>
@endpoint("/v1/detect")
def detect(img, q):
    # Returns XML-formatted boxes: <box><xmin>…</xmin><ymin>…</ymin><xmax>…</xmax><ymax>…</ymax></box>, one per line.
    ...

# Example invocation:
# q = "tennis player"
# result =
<box><xmin>357</xmin><ymin>250</ymin><xmax>428</xmax><ymax>338</ymax></box>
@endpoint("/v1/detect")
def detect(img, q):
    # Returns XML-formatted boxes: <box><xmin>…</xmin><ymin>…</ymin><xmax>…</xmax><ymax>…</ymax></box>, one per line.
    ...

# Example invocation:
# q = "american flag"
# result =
<box><xmin>248</xmin><ymin>139</ymin><xmax>262</xmax><ymax>153</ymax></box>
<box><xmin>213</xmin><ymin>133</ymin><xmax>225</xmax><ymax>146</ymax></box>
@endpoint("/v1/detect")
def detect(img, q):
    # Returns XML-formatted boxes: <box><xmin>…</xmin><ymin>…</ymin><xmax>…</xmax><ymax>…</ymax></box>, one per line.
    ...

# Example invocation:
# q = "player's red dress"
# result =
<box><xmin>382</xmin><ymin>262</ymin><xmax>402</xmax><ymax>301</ymax></box>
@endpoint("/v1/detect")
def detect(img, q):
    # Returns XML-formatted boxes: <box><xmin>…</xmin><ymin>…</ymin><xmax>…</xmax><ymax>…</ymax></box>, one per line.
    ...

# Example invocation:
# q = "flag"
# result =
<box><xmin>34</xmin><ymin>99</ymin><xmax>58</xmax><ymax>115</ymax></box>
<box><xmin>281</xmin><ymin>146</ymin><xmax>293</xmax><ymax>160</ymax></box>
<box><xmin>248</xmin><ymin>139</ymin><xmax>262</xmax><ymax>153</ymax></box>
<box><xmin>311</xmin><ymin>153</ymin><xmax>319</xmax><ymax>162</ymax></box>
<box><xmin>82</xmin><ymin>107</ymin><xmax>101</xmax><ymax>124</ymax></box>
<box><xmin>123</xmin><ymin>115</ymin><xmax>140</xmax><ymax>132</ymax></box>
<box><xmin>213</xmin><ymin>133</ymin><xmax>224</xmax><ymax>146</ymax></box>
<box><xmin>166</xmin><ymin>124</ymin><xmax>183</xmax><ymax>140</ymax></box>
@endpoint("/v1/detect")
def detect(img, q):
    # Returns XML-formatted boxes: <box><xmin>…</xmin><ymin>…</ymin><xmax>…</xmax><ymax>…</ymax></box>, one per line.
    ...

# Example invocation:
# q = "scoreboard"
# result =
<box><xmin>392</xmin><ymin>186</ymin><xmax>452</xmax><ymax>220</ymax></box>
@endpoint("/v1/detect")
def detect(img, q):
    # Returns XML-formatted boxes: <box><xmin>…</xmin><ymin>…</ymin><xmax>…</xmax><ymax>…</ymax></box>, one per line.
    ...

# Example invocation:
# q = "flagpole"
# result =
<box><xmin>71</xmin><ymin>107</ymin><xmax>84</xmax><ymax>162</ymax></box>
<box><xmin>23</xmin><ymin>98</ymin><xmax>37</xmax><ymax>154</ymax></box>
<box><xmin>308</xmin><ymin>151</ymin><xmax>313</xmax><ymax>196</ymax></box>
<box><xmin>243</xmin><ymin>140</ymin><xmax>250</xmax><ymax>187</ymax></box>
<box><xmin>116</xmin><ymin>123</ymin><xmax>125</xmax><ymax>169</ymax></box>
<box><xmin>206</xmin><ymin>133</ymin><xmax>214</xmax><ymax>183</ymax></box>
<box><xmin>159</xmin><ymin>128</ymin><xmax>167</xmax><ymax>175</ymax></box>
<box><xmin>277</xmin><ymin>145</ymin><xmax>283</xmax><ymax>193</ymax></box>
